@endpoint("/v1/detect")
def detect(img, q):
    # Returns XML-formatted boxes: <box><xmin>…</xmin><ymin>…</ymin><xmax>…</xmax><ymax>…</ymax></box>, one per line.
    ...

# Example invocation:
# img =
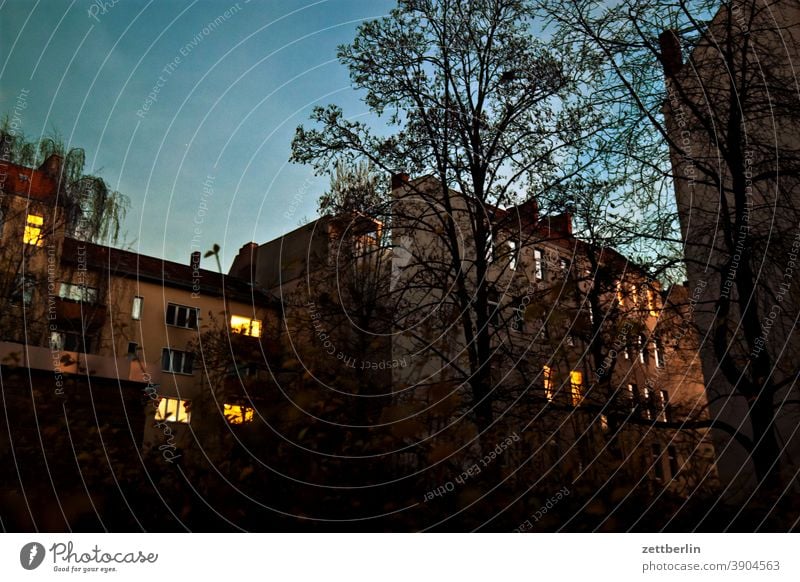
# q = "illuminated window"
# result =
<box><xmin>638</xmin><ymin>335</ymin><xmax>648</xmax><ymax>364</ymax></box>
<box><xmin>230</xmin><ymin>315</ymin><xmax>262</xmax><ymax>338</ymax></box>
<box><xmin>647</xmin><ymin>289</ymin><xmax>658</xmax><ymax>317</ymax></box>
<box><xmin>23</xmin><ymin>214</ymin><xmax>44</xmax><ymax>246</ymax></box>
<box><xmin>659</xmin><ymin>390</ymin><xmax>670</xmax><ymax>422</ymax></box>
<box><xmin>570</xmin><ymin>370</ymin><xmax>583</xmax><ymax>406</ymax></box>
<box><xmin>641</xmin><ymin>386</ymin><xmax>652</xmax><ymax>420</ymax></box>
<box><xmin>166</xmin><ymin>303</ymin><xmax>198</xmax><ymax>329</ymax></box>
<box><xmin>155</xmin><ymin>396</ymin><xmax>191</xmax><ymax>423</ymax></box>
<box><xmin>508</xmin><ymin>240</ymin><xmax>518</xmax><ymax>271</ymax></box>
<box><xmin>600</xmin><ymin>414</ymin><xmax>609</xmax><ymax>432</ymax></box>
<box><xmin>161</xmin><ymin>348</ymin><xmax>194</xmax><ymax>374</ymax></box>
<box><xmin>653</xmin><ymin>340</ymin><xmax>665</xmax><ymax>369</ymax></box>
<box><xmin>616</xmin><ymin>280</ymin><xmax>624</xmax><ymax>306</ymax></box>
<box><xmin>131</xmin><ymin>296</ymin><xmax>143</xmax><ymax>320</ymax></box>
<box><xmin>543</xmin><ymin>365</ymin><xmax>555</xmax><ymax>401</ymax></box>
<box><xmin>59</xmin><ymin>282</ymin><xmax>98</xmax><ymax>303</ymax></box>
<box><xmin>224</xmin><ymin>403</ymin><xmax>254</xmax><ymax>424</ymax></box>
<box><xmin>533</xmin><ymin>249</ymin><xmax>543</xmax><ymax>280</ymax></box>
<box><xmin>627</xmin><ymin>383</ymin><xmax>638</xmax><ymax>411</ymax></box>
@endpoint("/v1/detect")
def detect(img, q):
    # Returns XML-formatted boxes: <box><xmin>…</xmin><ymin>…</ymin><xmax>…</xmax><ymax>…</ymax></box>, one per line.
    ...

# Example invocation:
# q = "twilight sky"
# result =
<box><xmin>0</xmin><ymin>0</ymin><xmax>394</xmax><ymax>270</ymax></box>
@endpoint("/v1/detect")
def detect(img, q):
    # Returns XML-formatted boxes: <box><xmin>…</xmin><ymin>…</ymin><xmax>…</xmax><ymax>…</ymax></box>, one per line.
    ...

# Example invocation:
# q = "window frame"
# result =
<box><xmin>533</xmin><ymin>248</ymin><xmax>543</xmax><ymax>280</ymax></box>
<box><xmin>570</xmin><ymin>370</ymin><xmax>583</xmax><ymax>406</ymax></box>
<box><xmin>23</xmin><ymin>213</ymin><xmax>44</xmax><ymax>246</ymax></box>
<box><xmin>58</xmin><ymin>282</ymin><xmax>99</xmax><ymax>304</ymax></box>
<box><xmin>161</xmin><ymin>347</ymin><xmax>195</xmax><ymax>375</ymax></box>
<box><xmin>131</xmin><ymin>296</ymin><xmax>144</xmax><ymax>320</ymax></box>
<box><xmin>230</xmin><ymin>314</ymin><xmax>262</xmax><ymax>338</ymax></box>
<box><xmin>155</xmin><ymin>396</ymin><xmax>191</xmax><ymax>424</ymax></box>
<box><xmin>543</xmin><ymin>365</ymin><xmax>555</xmax><ymax>401</ymax></box>
<box><xmin>165</xmin><ymin>303</ymin><xmax>199</xmax><ymax>329</ymax></box>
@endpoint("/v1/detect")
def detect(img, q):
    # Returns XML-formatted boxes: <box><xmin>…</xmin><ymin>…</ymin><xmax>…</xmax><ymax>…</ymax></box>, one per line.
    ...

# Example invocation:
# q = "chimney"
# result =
<box><xmin>229</xmin><ymin>242</ymin><xmax>259</xmax><ymax>279</ymax></box>
<box><xmin>391</xmin><ymin>172</ymin><xmax>410</xmax><ymax>190</ymax></box>
<box><xmin>39</xmin><ymin>154</ymin><xmax>63</xmax><ymax>179</ymax></box>
<box><xmin>518</xmin><ymin>197</ymin><xmax>539</xmax><ymax>225</ymax></box>
<box><xmin>190</xmin><ymin>251</ymin><xmax>201</xmax><ymax>269</ymax></box>
<box><xmin>549</xmin><ymin>213</ymin><xmax>573</xmax><ymax>236</ymax></box>
<box><xmin>659</xmin><ymin>30</ymin><xmax>683</xmax><ymax>77</ymax></box>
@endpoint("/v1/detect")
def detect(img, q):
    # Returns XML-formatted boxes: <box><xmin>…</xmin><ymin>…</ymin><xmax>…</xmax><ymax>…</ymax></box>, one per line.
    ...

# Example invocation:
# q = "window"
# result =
<box><xmin>647</xmin><ymin>288</ymin><xmax>659</xmax><ymax>317</ymax></box>
<box><xmin>50</xmin><ymin>330</ymin><xmax>89</xmax><ymax>352</ymax></box>
<box><xmin>543</xmin><ymin>365</ymin><xmax>555</xmax><ymax>401</ymax></box>
<box><xmin>600</xmin><ymin>414</ymin><xmax>609</xmax><ymax>432</ymax></box>
<box><xmin>559</xmin><ymin>258</ymin><xmax>569</xmax><ymax>277</ymax></box>
<box><xmin>651</xmin><ymin>444</ymin><xmax>664</xmax><ymax>481</ymax></box>
<box><xmin>131</xmin><ymin>296</ymin><xmax>143</xmax><ymax>320</ymax></box>
<box><xmin>653</xmin><ymin>340</ymin><xmax>665</xmax><ymax>368</ymax></box>
<box><xmin>627</xmin><ymin>383</ymin><xmax>638</xmax><ymax>411</ymax></box>
<box><xmin>58</xmin><ymin>282</ymin><xmax>98</xmax><ymax>303</ymax></box>
<box><xmin>667</xmin><ymin>445</ymin><xmax>679</xmax><ymax>477</ymax></box>
<box><xmin>641</xmin><ymin>386</ymin><xmax>652</xmax><ymax>420</ymax></box>
<box><xmin>508</xmin><ymin>240</ymin><xmax>518</xmax><ymax>271</ymax></box>
<box><xmin>616</xmin><ymin>280</ymin><xmax>624</xmax><ymax>307</ymax></box>
<box><xmin>659</xmin><ymin>390</ymin><xmax>671</xmax><ymax>422</ymax></box>
<box><xmin>533</xmin><ymin>249</ymin><xmax>543</xmax><ymax>280</ymax></box>
<box><xmin>161</xmin><ymin>348</ymin><xmax>194</xmax><ymax>374</ymax></box>
<box><xmin>23</xmin><ymin>214</ymin><xmax>44</xmax><ymax>246</ymax></box>
<box><xmin>230</xmin><ymin>315</ymin><xmax>262</xmax><ymax>338</ymax></box>
<box><xmin>155</xmin><ymin>396</ymin><xmax>191</xmax><ymax>423</ymax></box>
<box><xmin>638</xmin><ymin>335</ymin><xmax>648</xmax><ymax>364</ymax></box>
<box><xmin>165</xmin><ymin>303</ymin><xmax>198</xmax><ymax>329</ymax></box>
<box><xmin>570</xmin><ymin>370</ymin><xmax>583</xmax><ymax>406</ymax></box>
<box><xmin>565</xmin><ymin>334</ymin><xmax>575</xmax><ymax>347</ymax></box>
<box><xmin>11</xmin><ymin>275</ymin><xmax>35</xmax><ymax>306</ymax></box>
<box><xmin>127</xmin><ymin>341</ymin><xmax>138</xmax><ymax>356</ymax></box>
<box><xmin>224</xmin><ymin>403</ymin><xmax>254</xmax><ymax>425</ymax></box>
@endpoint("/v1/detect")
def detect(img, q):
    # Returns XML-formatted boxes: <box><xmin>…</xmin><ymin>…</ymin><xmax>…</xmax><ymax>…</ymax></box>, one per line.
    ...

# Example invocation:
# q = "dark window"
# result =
<box><xmin>667</xmin><ymin>446</ymin><xmax>679</xmax><ymax>478</ymax></box>
<box><xmin>651</xmin><ymin>444</ymin><xmax>664</xmax><ymax>481</ymax></box>
<box><xmin>166</xmin><ymin>303</ymin><xmax>198</xmax><ymax>329</ymax></box>
<box><xmin>161</xmin><ymin>348</ymin><xmax>194</xmax><ymax>374</ymax></box>
<box><xmin>50</xmin><ymin>330</ymin><xmax>90</xmax><ymax>353</ymax></box>
<box><xmin>11</xmin><ymin>275</ymin><xmax>35</xmax><ymax>306</ymax></box>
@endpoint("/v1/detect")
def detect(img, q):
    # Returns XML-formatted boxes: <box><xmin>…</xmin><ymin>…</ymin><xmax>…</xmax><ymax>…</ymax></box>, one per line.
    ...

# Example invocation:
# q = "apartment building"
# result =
<box><xmin>389</xmin><ymin>174</ymin><xmax>715</xmax><ymax>493</ymax></box>
<box><xmin>0</xmin><ymin>155</ymin><xmax>277</xmax><ymax>461</ymax></box>
<box><xmin>227</xmin><ymin>172</ymin><xmax>715</xmax><ymax>493</ymax></box>
<box><xmin>661</xmin><ymin>0</ymin><xmax>800</xmax><ymax>494</ymax></box>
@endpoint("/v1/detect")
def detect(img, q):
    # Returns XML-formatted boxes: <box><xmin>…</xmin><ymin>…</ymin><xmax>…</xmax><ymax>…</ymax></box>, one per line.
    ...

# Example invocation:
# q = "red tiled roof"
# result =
<box><xmin>0</xmin><ymin>160</ymin><xmax>59</xmax><ymax>201</ymax></box>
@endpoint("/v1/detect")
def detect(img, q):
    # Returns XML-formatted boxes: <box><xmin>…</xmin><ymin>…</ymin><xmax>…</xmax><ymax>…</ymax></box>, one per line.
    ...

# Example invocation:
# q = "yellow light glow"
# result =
<box><xmin>543</xmin><ymin>365</ymin><xmax>554</xmax><ymax>401</ymax></box>
<box><xmin>570</xmin><ymin>370</ymin><xmax>583</xmax><ymax>406</ymax></box>
<box><xmin>647</xmin><ymin>289</ymin><xmax>658</xmax><ymax>317</ymax></box>
<box><xmin>23</xmin><ymin>214</ymin><xmax>44</xmax><ymax>246</ymax></box>
<box><xmin>155</xmin><ymin>397</ymin><xmax>191</xmax><ymax>423</ymax></box>
<box><xmin>224</xmin><ymin>403</ymin><xmax>254</xmax><ymax>424</ymax></box>
<box><xmin>230</xmin><ymin>315</ymin><xmax>262</xmax><ymax>337</ymax></box>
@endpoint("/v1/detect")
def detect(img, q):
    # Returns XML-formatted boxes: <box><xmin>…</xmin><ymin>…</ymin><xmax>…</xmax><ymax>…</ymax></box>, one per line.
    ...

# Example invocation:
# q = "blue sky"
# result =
<box><xmin>0</xmin><ymin>0</ymin><xmax>395</xmax><ymax>269</ymax></box>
